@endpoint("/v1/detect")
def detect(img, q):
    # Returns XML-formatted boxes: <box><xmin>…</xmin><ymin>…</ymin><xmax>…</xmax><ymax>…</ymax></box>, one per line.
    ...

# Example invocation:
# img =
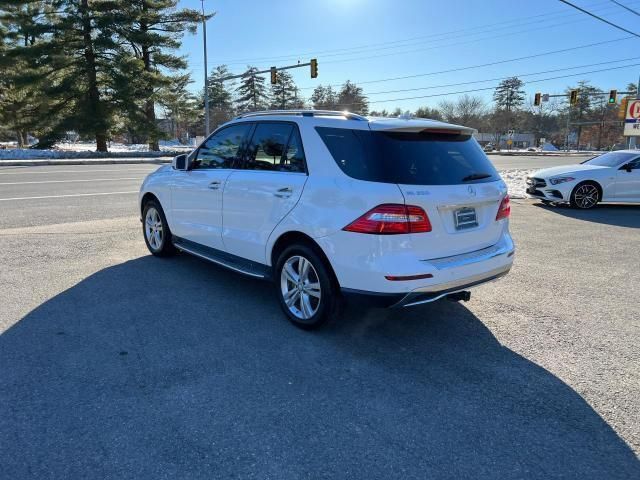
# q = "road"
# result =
<box><xmin>487</xmin><ymin>153</ymin><xmax>592</xmax><ymax>170</ymax></box>
<box><xmin>1</xmin><ymin>163</ymin><xmax>639</xmax><ymax>479</ymax></box>
<box><xmin>0</xmin><ymin>164</ymin><xmax>157</xmax><ymax>228</ymax></box>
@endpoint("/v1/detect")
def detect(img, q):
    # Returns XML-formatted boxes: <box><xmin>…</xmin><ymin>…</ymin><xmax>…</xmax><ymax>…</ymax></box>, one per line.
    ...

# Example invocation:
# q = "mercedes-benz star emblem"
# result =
<box><xmin>467</xmin><ymin>186</ymin><xmax>476</xmax><ymax>197</ymax></box>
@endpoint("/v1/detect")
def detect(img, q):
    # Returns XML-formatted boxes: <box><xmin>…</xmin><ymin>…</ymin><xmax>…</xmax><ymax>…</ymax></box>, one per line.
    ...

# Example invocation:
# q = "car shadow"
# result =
<box><xmin>1</xmin><ymin>255</ymin><xmax>638</xmax><ymax>479</ymax></box>
<box><xmin>533</xmin><ymin>201</ymin><xmax>640</xmax><ymax>228</ymax></box>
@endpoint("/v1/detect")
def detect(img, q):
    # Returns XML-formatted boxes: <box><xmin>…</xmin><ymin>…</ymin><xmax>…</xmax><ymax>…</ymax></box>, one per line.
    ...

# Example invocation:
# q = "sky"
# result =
<box><xmin>176</xmin><ymin>0</ymin><xmax>640</xmax><ymax>112</ymax></box>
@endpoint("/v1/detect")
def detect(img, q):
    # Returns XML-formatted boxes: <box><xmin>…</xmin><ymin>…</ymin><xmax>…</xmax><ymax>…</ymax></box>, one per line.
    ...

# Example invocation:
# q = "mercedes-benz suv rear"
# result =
<box><xmin>310</xmin><ymin>117</ymin><xmax>514</xmax><ymax>316</ymax></box>
<box><xmin>139</xmin><ymin>111</ymin><xmax>514</xmax><ymax>329</ymax></box>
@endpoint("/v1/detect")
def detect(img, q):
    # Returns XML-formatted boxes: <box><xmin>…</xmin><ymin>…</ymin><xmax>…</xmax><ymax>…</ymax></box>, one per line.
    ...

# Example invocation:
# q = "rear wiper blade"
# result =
<box><xmin>462</xmin><ymin>173</ymin><xmax>492</xmax><ymax>182</ymax></box>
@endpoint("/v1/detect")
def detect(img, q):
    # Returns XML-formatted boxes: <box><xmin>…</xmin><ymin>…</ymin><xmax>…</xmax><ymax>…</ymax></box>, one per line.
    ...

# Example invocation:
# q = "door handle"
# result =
<box><xmin>208</xmin><ymin>181</ymin><xmax>222</xmax><ymax>190</ymax></box>
<box><xmin>274</xmin><ymin>187</ymin><xmax>293</xmax><ymax>198</ymax></box>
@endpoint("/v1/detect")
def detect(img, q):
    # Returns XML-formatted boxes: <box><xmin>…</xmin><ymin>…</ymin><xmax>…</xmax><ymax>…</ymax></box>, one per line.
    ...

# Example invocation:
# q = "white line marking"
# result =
<box><xmin>0</xmin><ymin>191</ymin><xmax>139</xmax><ymax>201</ymax></box>
<box><xmin>0</xmin><ymin>167</ymin><xmax>157</xmax><ymax>175</ymax></box>
<box><xmin>0</xmin><ymin>177</ymin><xmax>142</xmax><ymax>185</ymax></box>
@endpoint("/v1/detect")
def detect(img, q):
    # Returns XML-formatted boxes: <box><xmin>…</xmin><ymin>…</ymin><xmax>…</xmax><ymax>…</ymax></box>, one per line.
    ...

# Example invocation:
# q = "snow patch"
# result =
<box><xmin>500</xmin><ymin>169</ymin><xmax>535</xmax><ymax>199</ymax></box>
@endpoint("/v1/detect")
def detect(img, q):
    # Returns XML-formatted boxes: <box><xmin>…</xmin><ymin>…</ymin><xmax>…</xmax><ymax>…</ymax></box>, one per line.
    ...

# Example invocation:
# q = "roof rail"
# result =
<box><xmin>235</xmin><ymin>109</ymin><xmax>368</xmax><ymax>121</ymax></box>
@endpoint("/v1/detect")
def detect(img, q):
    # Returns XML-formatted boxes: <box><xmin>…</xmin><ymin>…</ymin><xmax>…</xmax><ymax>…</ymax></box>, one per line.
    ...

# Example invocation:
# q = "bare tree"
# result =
<box><xmin>437</xmin><ymin>95</ymin><xmax>484</xmax><ymax>127</ymax></box>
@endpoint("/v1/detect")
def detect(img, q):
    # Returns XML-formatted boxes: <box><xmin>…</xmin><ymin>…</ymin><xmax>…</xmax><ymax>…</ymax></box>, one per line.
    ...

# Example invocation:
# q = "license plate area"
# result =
<box><xmin>454</xmin><ymin>207</ymin><xmax>478</xmax><ymax>230</ymax></box>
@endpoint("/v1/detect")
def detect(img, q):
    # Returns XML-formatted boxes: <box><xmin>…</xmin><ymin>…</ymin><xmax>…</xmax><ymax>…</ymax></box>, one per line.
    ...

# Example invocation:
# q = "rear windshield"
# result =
<box><xmin>315</xmin><ymin>127</ymin><xmax>499</xmax><ymax>185</ymax></box>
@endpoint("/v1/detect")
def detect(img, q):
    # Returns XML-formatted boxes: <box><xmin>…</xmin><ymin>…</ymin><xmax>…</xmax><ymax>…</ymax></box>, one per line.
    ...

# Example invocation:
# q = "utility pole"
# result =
<box><xmin>201</xmin><ymin>0</ymin><xmax>210</xmax><ymax>136</ymax></box>
<box><xmin>630</xmin><ymin>74</ymin><xmax>640</xmax><ymax>149</ymax></box>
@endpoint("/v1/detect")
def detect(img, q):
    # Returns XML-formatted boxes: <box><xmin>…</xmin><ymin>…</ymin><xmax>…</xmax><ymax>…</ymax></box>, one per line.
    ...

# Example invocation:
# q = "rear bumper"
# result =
<box><xmin>342</xmin><ymin>263</ymin><xmax>511</xmax><ymax>308</ymax></box>
<box><xmin>337</xmin><ymin>231</ymin><xmax>515</xmax><ymax>308</ymax></box>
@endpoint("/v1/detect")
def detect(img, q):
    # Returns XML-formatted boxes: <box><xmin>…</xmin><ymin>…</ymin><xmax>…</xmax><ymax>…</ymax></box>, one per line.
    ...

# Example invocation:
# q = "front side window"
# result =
<box><xmin>193</xmin><ymin>123</ymin><xmax>252</xmax><ymax>169</ymax></box>
<box><xmin>625</xmin><ymin>157</ymin><xmax>640</xmax><ymax>169</ymax></box>
<box><xmin>244</xmin><ymin>122</ymin><xmax>307</xmax><ymax>173</ymax></box>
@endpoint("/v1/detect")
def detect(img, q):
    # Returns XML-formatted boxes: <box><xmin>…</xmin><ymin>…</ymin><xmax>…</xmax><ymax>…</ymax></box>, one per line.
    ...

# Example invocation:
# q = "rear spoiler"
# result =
<box><xmin>367</xmin><ymin>119</ymin><xmax>476</xmax><ymax>136</ymax></box>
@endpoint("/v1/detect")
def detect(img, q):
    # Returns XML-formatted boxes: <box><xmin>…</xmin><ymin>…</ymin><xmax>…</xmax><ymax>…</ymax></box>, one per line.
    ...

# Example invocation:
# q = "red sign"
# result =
<box><xmin>628</xmin><ymin>100</ymin><xmax>640</xmax><ymax>119</ymax></box>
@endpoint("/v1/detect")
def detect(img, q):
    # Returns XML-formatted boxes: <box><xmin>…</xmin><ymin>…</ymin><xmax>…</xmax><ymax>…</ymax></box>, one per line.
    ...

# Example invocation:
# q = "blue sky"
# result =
<box><xmin>176</xmin><ymin>0</ymin><xmax>640</xmax><ymax>111</ymax></box>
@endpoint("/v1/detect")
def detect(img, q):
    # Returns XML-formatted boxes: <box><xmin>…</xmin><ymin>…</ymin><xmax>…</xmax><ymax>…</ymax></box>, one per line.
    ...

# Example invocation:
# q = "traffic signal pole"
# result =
<box><xmin>218</xmin><ymin>60</ymin><xmax>318</xmax><ymax>83</ymax></box>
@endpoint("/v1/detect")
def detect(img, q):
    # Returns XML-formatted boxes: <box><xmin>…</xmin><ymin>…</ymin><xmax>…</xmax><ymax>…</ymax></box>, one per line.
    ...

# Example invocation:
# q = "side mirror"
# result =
<box><xmin>172</xmin><ymin>154</ymin><xmax>187</xmax><ymax>170</ymax></box>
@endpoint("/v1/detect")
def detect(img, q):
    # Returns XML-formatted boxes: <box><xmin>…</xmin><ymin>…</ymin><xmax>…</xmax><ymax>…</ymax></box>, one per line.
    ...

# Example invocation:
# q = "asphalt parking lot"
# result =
<box><xmin>1</xmin><ymin>163</ymin><xmax>639</xmax><ymax>479</ymax></box>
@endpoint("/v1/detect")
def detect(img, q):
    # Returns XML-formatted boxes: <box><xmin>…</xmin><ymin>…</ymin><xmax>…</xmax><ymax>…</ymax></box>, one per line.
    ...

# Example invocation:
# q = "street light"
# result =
<box><xmin>201</xmin><ymin>0</ymin><xmax>210</xmax><ymax>136</ymax></box>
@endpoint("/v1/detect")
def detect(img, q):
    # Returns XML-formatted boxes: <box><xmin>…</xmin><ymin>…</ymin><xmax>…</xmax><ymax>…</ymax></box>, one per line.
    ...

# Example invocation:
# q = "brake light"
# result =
<box><xmin>496</xmin><ymin>195</ymin><xmax>511</xmax><ymax>220</ymax></box>
<box><xmin>343</xmin><ymin>204</ymin><xmax>431</xmax><ymax>234</ymax></box>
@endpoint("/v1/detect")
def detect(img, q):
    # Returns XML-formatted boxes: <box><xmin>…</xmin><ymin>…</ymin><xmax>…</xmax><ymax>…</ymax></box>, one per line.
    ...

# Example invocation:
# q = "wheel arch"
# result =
<box><xmin>269</xmin><ymin>231</ymin><xmax>340</xmax><ymax>287</ymax></box>
<box><xmin>140</xmin><ymin>191</ymin><xmax>160</xmax><ymax>216</ymax></box>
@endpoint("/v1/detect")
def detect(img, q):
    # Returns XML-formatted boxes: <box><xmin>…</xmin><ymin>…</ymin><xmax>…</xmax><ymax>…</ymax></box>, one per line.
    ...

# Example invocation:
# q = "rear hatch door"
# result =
<box><xmin>368</xmin><ymin>120</ymin><xmax>507</xmax><ymax>259</ymax></box>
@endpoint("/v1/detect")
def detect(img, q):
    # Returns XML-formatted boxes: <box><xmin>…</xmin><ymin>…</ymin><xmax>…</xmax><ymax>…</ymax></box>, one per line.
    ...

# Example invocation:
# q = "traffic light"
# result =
<box><xmin>534</xmin><ymin>92</ymin><xmax>541</xmax><ymax>106</ymax></box>
<box><xmin>619</xmin><ymin>98</ymin><xmax>629</xmax><ymax>120</ymax></box>
<box><xmin>270</xmin><ymin>66</ymin><xmax>277</xmax><ymax>85</ymax></box>
<box><xmin>310</xmin><ymin>58</ymin><xmax>318</xmax><ymax>79</ymax></box>
<box><xmin>569</xmin><ymin>89</ymin><xmax>578</xmax><ymax>106</ymax></box>
<box><xmin>608</xmin><ymin>89</ymin><xmax>617</xmax><ymax>104</ymax></box>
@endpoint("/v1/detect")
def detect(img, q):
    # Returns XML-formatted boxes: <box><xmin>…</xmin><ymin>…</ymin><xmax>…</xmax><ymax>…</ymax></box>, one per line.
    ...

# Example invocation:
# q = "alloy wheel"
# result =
<box><xmin>574</xmin><ymin>184</ymin><xmax>599</xmax><ymax>209</ymax></box>
<box><xmin>280</xmin><ymin>255</ymin><xmax>322</xmax><ymax>320</ymax></box>
<box><xmin>145</xmin><ymin>207</ymin><xmax>163</xmax><ymax>250</ymax></box>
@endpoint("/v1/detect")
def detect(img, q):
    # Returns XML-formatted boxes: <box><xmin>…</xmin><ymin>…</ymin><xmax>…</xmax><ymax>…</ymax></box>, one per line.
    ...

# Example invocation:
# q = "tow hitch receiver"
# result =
<box><xmin>447</xmin><ymin>291</ymin><xmax>471</xmax><ymax>302</ymax></box>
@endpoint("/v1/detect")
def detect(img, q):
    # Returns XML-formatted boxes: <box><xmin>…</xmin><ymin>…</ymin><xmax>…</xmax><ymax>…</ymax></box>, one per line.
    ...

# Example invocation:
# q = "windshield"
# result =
<box><xmin>315</xmin><ymin>127</ymin><xmax>499</xmax><ymax>185</ymax></box>
<box><xmin>583</xmin><ymin>151</ymin><xmax>638</xmax><ymax>167</ymax></box>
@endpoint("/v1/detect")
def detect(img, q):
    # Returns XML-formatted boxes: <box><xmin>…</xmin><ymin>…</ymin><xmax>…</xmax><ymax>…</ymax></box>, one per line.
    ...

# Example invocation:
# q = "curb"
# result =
<box><xmin>486</xmin><ymin>152</ymin><xmax>593</xmax><ymax>157</ymax></box>
<box><xmin>0</xmin><ymin>158</ymin><xmax>173</xmax><ymax>167</ymax></box>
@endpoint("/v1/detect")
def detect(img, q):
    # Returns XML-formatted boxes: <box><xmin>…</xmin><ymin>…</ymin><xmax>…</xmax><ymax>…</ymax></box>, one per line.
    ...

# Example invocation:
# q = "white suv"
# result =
<box><xmin>139</xmin><ymin>110</ymin><xmax>514</xmax><ymax>328</ymax></box>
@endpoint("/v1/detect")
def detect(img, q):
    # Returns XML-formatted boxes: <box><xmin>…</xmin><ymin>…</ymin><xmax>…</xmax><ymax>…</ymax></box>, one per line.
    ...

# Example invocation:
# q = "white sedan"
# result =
<box><xmin>526</xmin><ymin>150</ymin><xmax>640</xmax><ymax>209</ymax></box>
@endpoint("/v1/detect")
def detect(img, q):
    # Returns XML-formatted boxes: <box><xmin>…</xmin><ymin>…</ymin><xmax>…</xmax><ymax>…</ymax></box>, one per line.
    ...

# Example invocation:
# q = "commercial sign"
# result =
<box><xmin>624</xmin><ymin>99</ymin><xmax>640</xmax><ymax>137</ymax></box>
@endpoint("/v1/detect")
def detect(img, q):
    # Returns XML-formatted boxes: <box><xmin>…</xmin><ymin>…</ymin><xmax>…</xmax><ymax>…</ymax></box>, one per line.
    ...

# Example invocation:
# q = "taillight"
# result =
<box><xmin>496</xmin><ymin>195</ymin><xmax>511</xmax><ymax>220</ymax></box>
<box><xmin>343</xmin><ymin>204</ymin><xmax>432</xmax><ymax>234</ymax></box>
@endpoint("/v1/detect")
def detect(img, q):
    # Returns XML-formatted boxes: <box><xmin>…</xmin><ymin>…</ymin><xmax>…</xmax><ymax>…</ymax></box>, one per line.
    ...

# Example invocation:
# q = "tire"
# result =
<box><xmin>274</xmin><ymin>244</ymin><xmax>342</xmax><ymax>330</ymax></box>
<box><xmin>142</xmin><ymin>199</ymin><xmax>176</xmax><ymax>257</ymax></box>
<box><xmin>570</xmin><ymin>181</ymin><xmax>600</xmax><ymax>209</ymax></box>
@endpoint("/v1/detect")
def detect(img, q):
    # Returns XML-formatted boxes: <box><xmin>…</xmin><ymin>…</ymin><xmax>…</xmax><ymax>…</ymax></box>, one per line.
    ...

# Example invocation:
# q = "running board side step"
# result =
<box><xmin>172</xmin><ymin>236</ymin><xmax>271</xmax><ymax>280</ymax></box>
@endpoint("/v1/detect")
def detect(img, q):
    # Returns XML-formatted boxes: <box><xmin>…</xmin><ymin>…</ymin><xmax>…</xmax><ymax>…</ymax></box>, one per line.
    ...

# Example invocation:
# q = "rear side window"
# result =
<box><xmin>315</xmin><ymin>127</ymin><xmax>499</xmax><ymax>185</ymax></box>
<box><xmin>244</xmin><ymin>122</ymin><xmax>306</xmax><ymax>173</ymax></box>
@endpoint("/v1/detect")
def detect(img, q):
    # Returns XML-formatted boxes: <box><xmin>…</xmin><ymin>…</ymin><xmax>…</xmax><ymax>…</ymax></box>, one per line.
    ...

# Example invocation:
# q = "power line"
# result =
<box><xmin>365</xmin><ymin>56</ymin><xmax>640</xmax><ymax>96</ymax></box>
<box><xmin>610</xmin><ymin>0</ymin><xmax>640</xmax><ymax>15</ymax></box>
<box><xmin>558</xmin><ymin>0</ymin><xmax>640</xmax><ymax>37</ymax></box>
<box><xmin>207</xmin><ymin>3</ymin><xmax>633</xmax><ymax>72</ymax></box>
<box><xmin>209</xmin><ymin>0</ymin><xmax>623</xmax><ymax>66</ymax></box>
<box><xmin>296</xmin><ymin>36</ymin><xmax>633</xmax><ymax>90</ymax></box>
<box><xmin>357</xmin><ymin>62</ymin><xmax>640</xmax><ymax>106</ymax></box>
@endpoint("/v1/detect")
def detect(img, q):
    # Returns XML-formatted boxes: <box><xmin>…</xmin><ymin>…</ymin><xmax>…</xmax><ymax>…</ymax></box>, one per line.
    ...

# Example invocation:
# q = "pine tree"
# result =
<box><xmin>0</xmin><ymin>2</ymin><xmax>56</xmax><ymax>147</ymax></box>
<box><xmin>565</xmin><ymin>80</ymin><xmax>600</xmax><ymax>149</ymax></box>
<box><xmin>108</xmin><ymin>0</ymin><xmax>201</xmax><ymax>150</ymax></box>
<box><xmin>492</xmin><ymin>77</ymin><xmax>525</xmax><ymax>136</ymax></box>
<box><xmin>414</xmin><ymin>106</ymin><xmax>442</xmax><ymax>121</ymax></box>
<box><xmin>235</xmin><ymin>66</ymin><xmax>268</xmax><ymax>113</ymax></box>
<box><xmin>493</xmin><ymin>77</ymin><xmax>525</xmax><ymax>112</ymax></box>
<box><xmin>269</xmin><ymin>70</ymin><xmax>299</xmax><ymax>109</ymax></box>
<box><xmin>311</xmin><ymin>85</ymin><xmax>337</xmax><ymax>110</ymax></box>
<box><xmin>0</xmin><ymin>1</ymin><xmax>121</xmax><ymax>151</ymax></box>
<box><xmin>205</xmin><ymin>65</ymin><xmax>236</xmax><ymax>129</ymax></box>
<box><xmin>158</xmin><ymin>74</ymin><xmax>200</xmax><ymax>143</ymax></box>
<box><xmin>337</xmin><ymin>81</ymin><xmax>368</xmax><ymax>115</ymax></box>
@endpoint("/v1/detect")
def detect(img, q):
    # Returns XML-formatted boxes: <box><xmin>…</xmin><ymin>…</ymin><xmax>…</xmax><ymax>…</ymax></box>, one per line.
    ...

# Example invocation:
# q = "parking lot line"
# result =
<box><xmin>0</xmin><ymin>167</ymin><xmax>156</xmax><ymax>175</ymax></box>
<box><xmin>0</xmin><ymin>177</ymin><xmax>142</xmax><ymax>185</ymax></box>
<box><xmin>0</xmin><ymin>191</ymin><xmax>139</xmax><ymax>201</ymax></box>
